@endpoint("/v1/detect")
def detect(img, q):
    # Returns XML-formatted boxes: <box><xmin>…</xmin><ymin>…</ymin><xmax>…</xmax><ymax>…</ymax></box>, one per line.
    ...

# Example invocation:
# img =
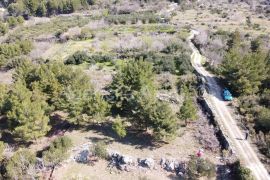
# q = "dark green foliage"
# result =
<box><xmin>132</xmin><ymin>52</ymin><xmax>192</xmax><ymax>75</ymax></box>
<box><xmin>15</xmin><ymin>62</ymin><xmax>91</xmax><ymax>105</ymax></box>
<box><xmin>106</xmin><ymin>12</ymin><xmax>165</xmax><ymax>25</ymax></box>
<box><xmin>91</xmin><ymin>141</ymin><xmax>108</xmax><ymax>159</ymax></box>
<box><xmin>131</xmin><ymin>87</ymin><xmax>157</xmax><ymax>130</ymax></box>
<box><xmin>251</xmin><ymin>38</ymin><xmax>261</xmax><ymax>52</ymax></box>
<box><xmin>58</xmin><ymin>90</ymin><xmax>110</xmax><ymax>124</ymax></box>
<box><xmin>0</xmin><ymin>22</ymin><xmax>8</xmax><ymax>36</ymax></box>
<box><xmin>5</xmin><ymin>149</ymin><xmax>37</xmax><ymax>179</ymax></box>
<box><xmin>0</xmin><ymin>85</ymin><xmax>8</xmax><ymax>114</ymax></box>
<box><xmin>6</xmin><ymin>56</ymin><xmax>29</xmax><ymax>69</ymax></box>
<box><xmin>0</xmin><ymin>41</ymin><xmax>33</xmax><ymax>68</ymax></box>
<box><xmin>7</xmin><ymin>2</ymin><xmax>25</xmax><ymax>17</ymax></box>
<box><xmin>65</xmin><ymin>51</ymin><xmax>113</xmax><ymax>65</ymax></box>
<box><xmin>13</xmin><ymin>61</ymin><xmax>109</xmax><ymax>125</ymax></box>
<box><xmin>6</xmin><ymin>16</ymin><xmax>24</xmax><ymax>28</ymax></box>
<box><xmin>231</xmin><ymin>161</ymin><xmax>254</xmax><ymax>180</ymax></box>
<box><xmin>180</xmin><ymin>90</ymin><xmax>198</xmax><ymax>125</ymax></box>
<box><xmin>131</xmin><ymin>86</ymin><xmax>177</xmax><ymax>139</ymax></box>
<box><xmin>187</xmin><ymin>156</ymin><xmax>216</xmax><ymax>179</ymax></box>
<box><xmin>7</xmin><ymin>0</ymin><xmax>91</xmax><ymax>17</ymax></box>
<box><xmin>227</xmin><ymin>30</ymin><xmax>241</xmax><ymax>50</ymax></box>
<box><xmin>112</xmin><ymin>116</ymin><xmax>127</xmax><ymax>138</ymax></box>
<box><xmin>0</xmin><ymin>141</ymin><xmax>5</xmax><ymax>161</ymax></box>
<box><xmin>110</xmin><ymin>59</ymin><xmax>155</xmax><ymax>111</ymax></box>
<box><xmin>65</xmin><ymin>51</ymin><xmax>91</xmax><ymax>65</ymax></box>
<box><xmin>5</xmin><ymin>81</ymin><xmax>51</xmax><ymax>141</ymax></box>
<box><xmin>177</xmin><ymin>73</ymin><xmax>197</xmax><ymax>94</ymax></box>
<box><xmin>149</xmin><ymin>102</ymin><xmax>177</xmax><ymax>140</ymax></box>
<box><xmin>7</xmin><ymin>16</ymin><xmax>18</xmax><ymax>28</ymax></box>
<box><xmin>220</xmin><ymin>49</ymin><xmax>268</xmax><ymax>96</ymax></box>
<box><xmin>36</xmin><ymin>2</ymin><xmax>47</xmax><ymax>17</ymax></box>
<box><xmin>42</xmin><ymin>136</ymin><xmax>72</xmax><ymax>166</ymax></box>
<box><xmin>255</xmin><ymin>107</ymin><xmax>270</xmax><ymax>133</ymax></box>
<box><xmin>110</xmin><ymin>60</ymin><xmax>177</xmax><ymax>140</ymax></box>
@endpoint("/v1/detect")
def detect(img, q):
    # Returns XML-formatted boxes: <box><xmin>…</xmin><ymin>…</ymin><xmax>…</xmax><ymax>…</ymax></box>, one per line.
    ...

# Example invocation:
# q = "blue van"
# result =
<box><xmin>222</xmin><ymin>88</ymin><xmax>233</xmax><ymax>101</ymax></box>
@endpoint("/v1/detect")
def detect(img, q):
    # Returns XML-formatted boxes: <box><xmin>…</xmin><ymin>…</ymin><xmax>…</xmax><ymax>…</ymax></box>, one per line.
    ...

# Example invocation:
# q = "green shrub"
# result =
<box><xmin>91</xmin><ymin>141</ymin><xmax>108</xmax><ymax>159</ymax></box>
<box><xmin>5</xmin><ymin>149</ymin><xmax>37</xmax><ymax>179</ymax></box>
<box><xmin>42</xmin><ymin>136</ymin><xmax>73</xmax><ymax>167</ymax></box>
<box><xmin>187</xmin><ymin>156</ymin><xmax>216</xmax><ymax>179</ymax></box>
<box><xmin>112</xmin><ymin>116</ymin><xmax>126</xmax><ymax>138</ymax></box>
<box><xmin>17</xmin><ymin>16</ymin><xmax>24</xmax><ymax>24</ymax></box>
<box><xmin>255</xmin><ymin>107</ymin><xmax>270</xmax><ymax>133</ymax></box>
<box><xmin>0</xmin><ymin>22</ymin><xmax>8</xmax><ymax>36</ymax></box>
<box><xmin>0</xmin><ymin>41</ymin><xmax>33</xmax><ymax>60</ymax></box>
<box><xmin>65</xmin><ymin>51</ymin><xmax>91</xmax><ymax>65</ymax></box>
<box><xmin>0</xmin><ymin>84</ymin><xmax>8</xmax><ymax>114</ymax></box>
<box><xmin>231</xmin><ymin>160</ymin><xmax>254</xmax><ymax>180</ymax></box>
<box><xmin>0</xmin><ymin>141</ymin><xmax>5</xmax><ymax>161</ymax></box>
<box><xmin>7</xmin><ymin>16</ymin><xmax>18</xmax><ymax>28</ymax></box>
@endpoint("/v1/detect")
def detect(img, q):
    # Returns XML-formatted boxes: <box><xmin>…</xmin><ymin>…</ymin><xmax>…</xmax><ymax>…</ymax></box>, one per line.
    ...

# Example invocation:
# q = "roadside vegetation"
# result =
<box><xmin>1</xmin><ymin>0</ymin><xmax>268</xmax><ymax>179</ymax></box>
<box><xmin>194</xmin><ymin>28</ymin><xmax>270</xmax><ymax>168</ymax></box>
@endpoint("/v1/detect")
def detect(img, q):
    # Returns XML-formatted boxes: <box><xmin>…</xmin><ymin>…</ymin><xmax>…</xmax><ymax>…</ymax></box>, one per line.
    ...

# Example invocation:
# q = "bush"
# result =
<box><xmin>187</xmin><ymin>156</ymin><xmax>216</xmax><ymax>179</ymax></box>
<box><xmin>65</xmin><ymin>51</ymin><xmax>113</xmax><ymax>65</ymax></box>
<box><xmin>0</xmin><ymin>85</ymin><xmax>8</xmax><ymax>114</ymax></box>
<box><xmin>6</xmin><ymin>16</ymin><xmax>18</xmax><ymax>28</ymax></box>
<box><xmin>5</xmin><ymin>149</ymin><xmax>37</xmax><ymax>179</ymax></box>
<box><xmin>6</xmin><ymin>81</ymin><xmax>51</xmax><ymax>141</ymax></box>
<box><xmin>91</xmin><ymin>141</ymin><xmax>108</xmax><ymax>159</ymax></box>
<box><xmin>112</xmin><ymin>116</ymin><xmax>126</xmax><ymax>138</ymax></box>
<box><xmin>65</xmin><ymin>51</ymin><xmax>91</xmax><ymax>65</ymax></box>
<box><xmin>0</xmin><ymin>141</ymin><xmax>5</xmax><ymax>161</ymax></box>
<box><xmin>0</xmin><ymin>22</ymin><xmax>8</xmax><ymax>36</ymax></box>
<box><xmin>0</xmin><ymin>41</ymin><xmax>33</xmax><ymax>60</ymax></box>
<box><xmin>180</xmin><ymin>90</ymin><xmax>198</xmax><ymax>125</ymax></box>
<box><xmin>132</xmin><ymin>52</ymin><xmax>192</xmax><ymax>75</ymax></box>
<box><xmin>255</xmin><ymin>107</ymin><xmax>270</xmax><ymax>133</ymax></box>
<box><xmin>42</xmin><ymin>136</ymin><xmax>73</xmax><ymax>167</ymax></box>
<box><xmin>231</xmin><ymin>160</ymin><xmax>254</xmax><ymax>180</ymax></box>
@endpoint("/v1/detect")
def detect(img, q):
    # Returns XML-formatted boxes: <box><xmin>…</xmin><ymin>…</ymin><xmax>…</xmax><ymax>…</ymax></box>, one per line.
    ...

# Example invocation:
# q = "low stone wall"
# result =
<box><xmin>197</xmin><ymin>97</ymin><xmax>230</xmax><ymax>150</ymax></box>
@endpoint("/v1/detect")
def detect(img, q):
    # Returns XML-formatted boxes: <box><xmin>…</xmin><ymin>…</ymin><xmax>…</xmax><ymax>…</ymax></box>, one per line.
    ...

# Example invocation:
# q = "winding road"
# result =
<box><xmin>188</xmin><ymin>30</ymin><xmax>269</xmax><ymax>180</ymax></box>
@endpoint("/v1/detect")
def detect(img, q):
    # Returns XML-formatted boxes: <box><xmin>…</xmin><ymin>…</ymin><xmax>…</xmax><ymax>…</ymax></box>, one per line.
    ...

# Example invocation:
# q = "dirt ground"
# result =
<box><xmin>50</xmin><ymin>110</ymin><xmax>221</xmax><ymax>180</ymax></box>
<box><xmin>0</xmin><ymin>70</ymin><xmax>13</xmax><ymax>85</ymax></box>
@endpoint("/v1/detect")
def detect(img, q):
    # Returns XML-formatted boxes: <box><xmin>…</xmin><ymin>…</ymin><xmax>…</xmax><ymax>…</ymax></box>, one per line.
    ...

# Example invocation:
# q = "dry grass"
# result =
<box><xmin>52</xmin><ymin>120</ymin><xmax>219</xmax><ymax>180</ymax></box>
<box><xmin>172</xmin><ymin>6</ymin><xmax>270</xmax><ymax>36</ymax></box>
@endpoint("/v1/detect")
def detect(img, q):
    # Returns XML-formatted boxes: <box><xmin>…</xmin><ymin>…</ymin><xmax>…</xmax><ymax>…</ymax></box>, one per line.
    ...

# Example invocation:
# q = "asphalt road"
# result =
<box><xmin>189</xmin><ymin>30</ymin><xmax>270</xmax><ymax>180</ymax></box>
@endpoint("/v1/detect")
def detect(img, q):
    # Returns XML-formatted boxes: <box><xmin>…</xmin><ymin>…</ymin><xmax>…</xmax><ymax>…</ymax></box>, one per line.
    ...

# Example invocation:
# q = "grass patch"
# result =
<box><xmin>8</xmin><ymin>16</ymin><xmax>92</xmax><ymax>41</ymax></box>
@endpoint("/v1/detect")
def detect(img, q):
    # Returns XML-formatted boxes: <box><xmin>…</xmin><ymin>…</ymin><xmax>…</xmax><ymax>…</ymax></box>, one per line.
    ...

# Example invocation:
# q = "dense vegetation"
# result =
<box><xmin>5</xmin><ymin>0</ymin><xmax>90</xmax><ymax>17</ymax></box>
<box><xmin>0</xmin><ymin>41</ymin><xmax>32</xmax><ymax>68</ymax></box>
<box><xmin>42</xmin><ymin>136</ymin><xmax>73</xmax><ymax>167</ymax></box>
<box><xmin>109</xmin><ymin>59</ymin><xmax>178</xmax><ymax>140</ymax></box>
<box><xmin>196</xmin><ymin>29</ymin><xmax>270</xmax><ymax>159</ymax></box>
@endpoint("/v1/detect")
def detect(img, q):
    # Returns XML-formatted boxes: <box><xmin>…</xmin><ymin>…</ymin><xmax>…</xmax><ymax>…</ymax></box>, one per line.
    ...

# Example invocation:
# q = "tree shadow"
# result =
<box><xmin>167</xmin><ymin>174</ymin><xmax>184</xmax><ymax>180</ymax></box>
<box><xmin>46</xmin><ymin>113</ymin><xmax>73</xmax><ymax>137</ymax></box>
<box><xmin>0</xmin><ymin>116</ymin><xmax>32</xmax><ymax>147</ymax></box>
<box><xmin>83</xmin><ymin>123</ymin><xmax>166</xmax><ymax>150</ymax></box>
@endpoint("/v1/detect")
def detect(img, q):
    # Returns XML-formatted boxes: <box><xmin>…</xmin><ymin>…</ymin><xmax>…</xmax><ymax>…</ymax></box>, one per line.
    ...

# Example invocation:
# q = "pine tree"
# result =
<box><xmin>180</xmin><ymin>91</ymin><xmax>198</xmax><ymax>125</ymax></box>
<box><xmin>0</xmin><ymin>141</ymin><xmax>5</xmax><ymax>161</ymax></box>
<box><xmin>112</xmin><ymin>116</ymin><xmax>126</xmax><ymax>138</ymax></box>
<box><xmin>150</xmin><ymin>102</ymin><xmax>177</xmax><ymax>140</ymax></box>
<box><xmin>0</xmin><ymin>84</ymin><xmax>7</xmax><ymax>114</ymax></box>
<box><xmin>220</xmin><ymin>49</ymin><xmax>268</xmax><ymax>95</ymax></box>
<box><xmin>36</xmin><ymin>2</ymin><xmax>47</xmax><ymax>17</ymax></box>
<box><xmin>5</xmin><ymin>149</ymin><xmax>37</xmax><ymax>179</ymax></box>
<box><xmin>110</xmin><ymin>59</ymin><xmax>155</xmax><ymax>111</ymax></box>
<box><xmin>6</xmin><ymin>81</ymin><xmax>50</xmax><ymax>141</ymax></box>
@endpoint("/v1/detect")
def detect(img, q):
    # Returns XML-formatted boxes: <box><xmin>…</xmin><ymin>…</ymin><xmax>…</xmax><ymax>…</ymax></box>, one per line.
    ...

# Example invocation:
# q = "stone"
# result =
<box><xmin>141</xmin><ymin>158</ymin><xmax>155</xmax><ymax>169</ymax></box>
<box><xmin>121</xmin><ymin>155</ymin><xmax>133</xmax><ymax>165</ymax></box>
<box><xmin>160</xmin><ymin>157</ymin><xmax>166</xmax><ymax>167</ymax></box>
<box><xmin>75</xmin><ymin>149</ymin><xmax>90</xmax><ymax>163</ymax></box>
